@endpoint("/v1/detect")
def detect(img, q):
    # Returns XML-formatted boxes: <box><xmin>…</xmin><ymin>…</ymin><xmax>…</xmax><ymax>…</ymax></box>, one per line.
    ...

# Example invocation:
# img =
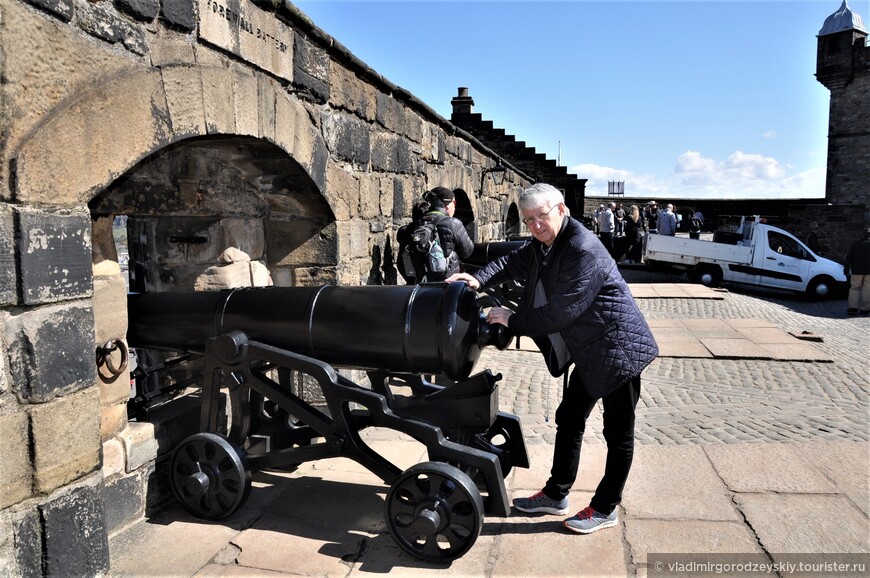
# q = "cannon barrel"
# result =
<box><xmin>127</xmin><ymin>283</ymin><xmax>511</xmax><ymax>381</ymax></box>
<box><xmin>465</xmin><ymin>240</ymin><xmax>529</xmax><ymax>269</ymax></box>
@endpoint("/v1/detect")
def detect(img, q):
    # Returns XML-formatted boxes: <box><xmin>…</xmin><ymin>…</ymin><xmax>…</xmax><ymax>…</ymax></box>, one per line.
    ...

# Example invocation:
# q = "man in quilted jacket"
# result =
<box><xmin>447</xmin><ymin>183</ymin><xmax>658</xmax><ymax>534</ymax></box>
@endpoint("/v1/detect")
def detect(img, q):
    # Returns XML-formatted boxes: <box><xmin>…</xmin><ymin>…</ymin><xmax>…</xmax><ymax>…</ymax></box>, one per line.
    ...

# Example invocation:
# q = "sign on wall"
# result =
<box><xmin>198</xmin><ymin>0</ymin><xmax>294</xmax><ymax>82</ymax></box>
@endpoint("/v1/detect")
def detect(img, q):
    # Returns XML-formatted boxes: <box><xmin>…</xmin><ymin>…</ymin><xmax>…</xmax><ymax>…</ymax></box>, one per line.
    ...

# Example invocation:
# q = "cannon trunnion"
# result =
<box><xmin>127</xmin><ymin>283</ymin><xmax>528</xmax><ymax>563</ymax></box>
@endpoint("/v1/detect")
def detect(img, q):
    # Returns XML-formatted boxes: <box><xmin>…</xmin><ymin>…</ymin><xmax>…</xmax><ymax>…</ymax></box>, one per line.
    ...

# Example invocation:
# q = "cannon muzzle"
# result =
<box><xmin>127</xmin><ymin>283</ymin><xmax>512</xmax><ymax>381</ymax></box>
<box><xmin>465</xmin><ymin>240</ymin><xmax>529</xmax><ymax>270</ymax></box>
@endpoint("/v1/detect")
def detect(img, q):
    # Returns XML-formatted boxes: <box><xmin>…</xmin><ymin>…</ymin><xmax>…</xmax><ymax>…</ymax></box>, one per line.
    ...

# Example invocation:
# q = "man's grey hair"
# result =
<box><xmin>519</xmin><ymin>183</ymin><xmax>569</xmax><ymax>214</ymax></box>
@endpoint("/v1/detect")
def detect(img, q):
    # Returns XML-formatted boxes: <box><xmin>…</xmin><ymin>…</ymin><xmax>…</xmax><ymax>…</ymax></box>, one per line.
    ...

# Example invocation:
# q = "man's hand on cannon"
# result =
<box><xmin>445</xmin><ymin>272</ymin><xmax>480</xmax><ymax>290</ymax></box>
<box><xmin>484</xmin><ymin>306</ymin><xmax>513</xmax><ymax>328</ymax></box>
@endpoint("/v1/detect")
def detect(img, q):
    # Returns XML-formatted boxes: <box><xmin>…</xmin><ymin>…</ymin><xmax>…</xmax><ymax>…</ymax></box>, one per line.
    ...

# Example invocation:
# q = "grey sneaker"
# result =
<box><xmin>564</xmin><ymin>506</ymin><xmax>618</xmax><ymax>534</ymax></box>
<box><xmin>513</xmin><ymin>491</ymin><xmax>569</xmax><ymax>515</ymax></box>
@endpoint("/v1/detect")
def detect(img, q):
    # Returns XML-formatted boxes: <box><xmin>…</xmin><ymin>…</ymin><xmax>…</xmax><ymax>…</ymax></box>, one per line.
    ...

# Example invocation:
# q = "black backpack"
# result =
<box><xmin>400</xmin><ymin>220</ymin><xmax>447</xmax><ymax>281</ymax></box>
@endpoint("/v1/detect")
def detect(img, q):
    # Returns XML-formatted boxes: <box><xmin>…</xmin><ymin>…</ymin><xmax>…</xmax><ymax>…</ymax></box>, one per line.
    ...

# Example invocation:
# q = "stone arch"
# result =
<box><xmin>452</xmin><ymin>187</ymin><xmax>477</xmax><ymax>242</ymax></box>
<box><xmin>12</xmin><ymin>64</ymin><xmax>331</xmax><ymax>215</ymax></box>
<box><xmin>505</xmin><ymin>203</ymin><xmax>521</xmax><ymax>239</ymax></box>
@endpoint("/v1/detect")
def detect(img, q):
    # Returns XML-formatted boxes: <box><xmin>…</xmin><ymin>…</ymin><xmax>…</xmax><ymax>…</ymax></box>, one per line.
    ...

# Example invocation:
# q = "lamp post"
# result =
<box><xmin>480</xmin><ymin>160</ymin><xmax>507</xmax><ymax>194</ymax></box>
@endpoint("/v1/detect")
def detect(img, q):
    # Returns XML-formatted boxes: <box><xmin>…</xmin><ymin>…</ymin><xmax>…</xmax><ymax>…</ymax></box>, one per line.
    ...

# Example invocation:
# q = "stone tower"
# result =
<box><xmin>815</xmin><ymin>0</ymin><xmax>869</xmax><ymax>207</ymax></box>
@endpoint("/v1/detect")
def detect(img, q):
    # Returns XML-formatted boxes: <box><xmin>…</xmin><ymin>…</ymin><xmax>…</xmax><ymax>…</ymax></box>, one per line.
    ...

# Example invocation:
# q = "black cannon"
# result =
<box><xmin>127</xmin><ymin>283</ymin><xmax>529</xmax><ymax>562</ymax></box>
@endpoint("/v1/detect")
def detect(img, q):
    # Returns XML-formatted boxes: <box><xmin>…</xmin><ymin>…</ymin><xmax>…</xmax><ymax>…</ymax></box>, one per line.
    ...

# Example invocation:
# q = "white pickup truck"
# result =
<box><xmin>642</xmin><ymin>216</ymin><xmax>847</xmax><ymax>298</ymax></box>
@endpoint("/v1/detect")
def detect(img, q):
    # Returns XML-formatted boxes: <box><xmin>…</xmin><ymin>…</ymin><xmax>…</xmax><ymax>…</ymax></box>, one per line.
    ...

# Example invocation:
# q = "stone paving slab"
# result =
<box><xmin>700</xmin><ymin>338</ymin><xmax>775</xmax><ymax>358</ymax></box>
<box><xmin>735</xmin><ymin>494</ymin><xmax>870</xmax><ymax>554</ymax></box>
<box><xmin>622</xmin><ymin>445</ymin><xmax>740</xmax><ymax>521</ymax></box>
<box><xmin>108</xmin><ymin>510</ymin><xmax>244</xmax><ymax>577</ymax></box>
<box><xmin>491</xmin><ymin>493</ymin><xmax>628</xmax><ymax>578</ymax></box>
<box><xmin>653</xmin><ymin>339</ymin><xmax>714</xmax><ymax>358</ymax></box>
<box><xmin>647</xmin><ymin>317</ymin><xmax>831</xmax><ymax>361</ymax></box>
<box><xmin>625</xmin><ymin>519</ymin><xmax>764</xmax><ymax>562</ymax></box>
<box><xmin>630</xmin><ymin>283</ymin><xmax>724</xmax><ymax>299</ymax></box>
<box><xmin>231</xmin><ymin>512</ymin><xmax>362</xmax><ymax>576</ymax></box>
<box><xmin>704</xmin><ymin>443</ymin><xmax>838</xmax><ymax>493</ymax></box>
<box><xmin>733</xmin><ymin>326</ymin><xmax>795</xmax><ymax>343</ymax></box>
<box><xmin>794</xmin><ymin>441</ymin><xmax>870</xmax><ymax>517</ymax></box>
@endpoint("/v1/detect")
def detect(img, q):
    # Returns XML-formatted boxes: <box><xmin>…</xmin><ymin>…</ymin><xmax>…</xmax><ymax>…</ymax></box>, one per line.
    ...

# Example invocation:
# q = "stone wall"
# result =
<box><xmin>0</xmin><ymin>0</ymin><xmax>529</xmax><ymax>574</ymax></box>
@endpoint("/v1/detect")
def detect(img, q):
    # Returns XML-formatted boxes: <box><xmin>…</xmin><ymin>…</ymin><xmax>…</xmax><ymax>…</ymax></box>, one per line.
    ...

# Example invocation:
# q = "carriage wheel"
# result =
<box><xmin>385</xmin><ymin>461</ymin><xmax>484</xmax><ymax>562</ymax></box>
<box><xmin>170</xmin><ymin>432</ymin><xmax>251</xmax><ymax>520</ymax></box>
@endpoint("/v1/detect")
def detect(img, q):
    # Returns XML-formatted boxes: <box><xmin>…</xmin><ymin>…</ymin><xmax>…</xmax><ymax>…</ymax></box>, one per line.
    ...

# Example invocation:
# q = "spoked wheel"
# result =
<box><xmin>170</xmin><ymin>432</ymin><xmax>252</xmax><ymax>520</ymax></box>
<box><xmin>385</xmin><ymin>461</ymin><xmax>484</xmax><ymax>563</ymax></box>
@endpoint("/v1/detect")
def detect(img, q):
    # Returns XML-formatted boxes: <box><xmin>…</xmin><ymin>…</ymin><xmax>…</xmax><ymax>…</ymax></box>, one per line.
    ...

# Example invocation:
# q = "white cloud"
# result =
<box><xmin>762</xmin><ymin>130</ymin><xmax>778</xmax><ymax>139</ymax></box>
<box><xmin>571</xmin><ymin>150</ymin><xmax>825</xmax><ymax>200</ymax></box>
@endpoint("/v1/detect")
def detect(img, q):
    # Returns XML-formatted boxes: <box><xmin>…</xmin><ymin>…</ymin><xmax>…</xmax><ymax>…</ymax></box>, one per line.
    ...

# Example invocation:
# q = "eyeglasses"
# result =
<box><xmin>522</xmin><ymin>205</ymin><xmax>558</xmax><ymax>227</ymax></box>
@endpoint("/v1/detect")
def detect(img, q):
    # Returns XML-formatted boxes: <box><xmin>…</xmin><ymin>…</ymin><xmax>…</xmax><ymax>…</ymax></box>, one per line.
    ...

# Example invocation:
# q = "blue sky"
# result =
<box><xmin>293</xmin><ymin>1</ymin><xmax>869</xmax><ymax>200</ymax></box>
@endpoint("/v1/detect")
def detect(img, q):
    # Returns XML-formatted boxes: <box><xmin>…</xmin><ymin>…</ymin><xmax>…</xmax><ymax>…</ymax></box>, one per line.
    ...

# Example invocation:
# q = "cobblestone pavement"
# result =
<box><xmin>481</xmin><ymin>271</ymin><xmax>870</xmax><ymax>447</ymax></box>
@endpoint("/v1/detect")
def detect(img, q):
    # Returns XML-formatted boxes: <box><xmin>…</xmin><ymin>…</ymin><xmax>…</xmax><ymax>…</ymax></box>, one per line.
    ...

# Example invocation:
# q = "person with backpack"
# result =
<box><xmin>417</xmin><ymin>187</ymin><xmax>474</xmax><ymax>281</ymax></box>
<box><xmin>396</xmin><ymin>200</ymin><xmax>430</xmax><ymax>284</ymax></box>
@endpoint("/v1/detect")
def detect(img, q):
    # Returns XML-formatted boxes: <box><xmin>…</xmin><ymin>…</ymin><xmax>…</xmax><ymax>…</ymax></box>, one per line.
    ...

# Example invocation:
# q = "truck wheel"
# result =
<box><xmin>686</xmin><ymin>269</ymin><xmax>701</xmax><ymax>283</ymax></box>
<box><xmin>806</xmin><ymin>276</ymin><xmax>834</xmax><ymax>299</ymax></box>
<box><xmin>697</xmin><ymin>266</ymin><xmax>722</xmax><ymax>288</ymax></box>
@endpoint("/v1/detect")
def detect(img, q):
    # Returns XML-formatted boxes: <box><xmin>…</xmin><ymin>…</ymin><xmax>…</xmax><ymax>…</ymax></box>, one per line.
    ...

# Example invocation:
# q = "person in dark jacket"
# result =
<box><xmin>421</xmin><ymin>187</ymin><xmax>474</xmax><ymax>280</ymax></box>
<box><xmin>844</xmin><ymin>226</ymin><xmax>870</xmax><ymax>315</ymax></box>
<box><xmin>447</xmin><ymin>183</ymin><xmax>658</xmax><ymax>534</ymax></box>
<box><xmin>396</xmin><ymin>200</ymin><xmax>431</xmax><ymax>284</ymax></box>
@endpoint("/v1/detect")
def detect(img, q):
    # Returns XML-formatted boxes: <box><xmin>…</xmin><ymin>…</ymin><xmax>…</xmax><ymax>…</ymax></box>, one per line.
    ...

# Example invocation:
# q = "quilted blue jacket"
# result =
<box><xmin>474</xmin><ymin>216</ymin><xmax>659</xmax><ymax>399</ymax></box>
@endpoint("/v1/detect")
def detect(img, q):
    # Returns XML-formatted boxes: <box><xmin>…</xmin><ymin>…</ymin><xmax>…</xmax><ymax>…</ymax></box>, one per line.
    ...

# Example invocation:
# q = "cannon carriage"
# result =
<box><xmin>127</xmin><ymin>282</ymin><xmax>529</xmax><ymax>562</ymax></box>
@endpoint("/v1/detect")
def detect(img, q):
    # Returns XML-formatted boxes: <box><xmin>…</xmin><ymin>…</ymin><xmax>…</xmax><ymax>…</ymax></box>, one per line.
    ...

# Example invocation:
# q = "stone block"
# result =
<box><xmin>76</xmin><ymin>0</ymin><xmax>124</xmax><ymax>44</ymax></box>
<box><xmin>328</xmin><ymin>61</ymin><xmax>376</xmax><ymax>121</ymax></box>
<box><xmin>16</xmin><ymin>210</ymin><xmax>93</xmax><ymax>305</ymax></box>
<box><xmin>149</xmin><ymin>36</ymin><xmax>196</xmax><ymax>66</ymax></box>
<box><xmin>31</xmin><ymin>388</ymin><xmax>101</xmax><ymax>493</ymax></box>
<box><xmin>321</xmin><ymin>112</ymin><xmax>371</xmax><ymax>168</ymax></box>
<box><xmin>322</xmin><ymin>163</ymin><xmax>356</xmax><ymax>221</ymax></box>
<box><xmin>93</xmin><ymin>275</ymin><xmax>129</xmax><ymax>345</ymax></box>
<box><xmin>101</xmin><ymin>438</ymin><xmax>126</xmax><ymax>478</ymax></box>
<box><xmin>161</xmin><ymin>65</ymin><xmax>206</xmax><ymax>138</ymax></box>
<box><xmin>370</xmin><ymin>131</ymin><xmax>399</xmax><ymax>173</ymax></box>
<box><xmin>358</xmin><ymin>176</ymin><xmax>382</xmax><ymax>220</ymax></box>
<box><xmin>257</xmin><ymin>75</ymin><xmax>278</xmax><ymax>142</ymax></box>
<box><xmin>103</xmin><ymin>470</ymin><xmax>145</xmax><ymax>533</ymax></box>
<box><xmin>24</xmin><ymin>0</ymin><xmax>73</xmax><ymax>21</ymax></box>
<box><xmin>266</xmin><ymin>219</ymin><xmax>338</xmax><ymax>267</ymax></box>
<box><xmin>291</xmin><ymin>266</ymin><xmax>337</xmax><ymax>287</ymax></box>
<box><xmin>40</xmin><ymin>480</ymin><xmax>109</xmax><ymax>576</ymax></box>
<box><xmin>293</xmin><ymin>34</ymin><xmax>329</xmax><ymax>103</ymax></box>
<box><xmin>233</xmin><ymin>70</ymin><xmax>259</xmax><ymax>137</ymax></box>
<box><xmin>0</xmin><ymin>412</ymin><xmax>32</xmax><ymax>510</ymax></box>
<box><xmin>201</xmin><ymin>67</ymin><xmax>236</xmax><ymax>134</ymax></box>
<box><xmin>161</xmin><ymin>0</ymin><xmax>196</xmax><ymax>31</ymax></box>
<box><xmin>100</xmin><ymin>401</ymin><xmax>129</xmax><ymax>442</ymax></box>
<box><xmin>6</xmin><ymin>303</ymin><xmax>96</xmax><ymax>402</ymax></box>
<box><xmin>115</xmin><ymin>0</ymin><xmax>159</xmax><ymax>22</ymax></box>
<box><xmin>119</xmin><ymin>421</ymin><xmax>158</xmax><ymax>473</ymax></box>
<box><xmin>144</xmin><ymin>458</ymin><xmax>174</xmax><ymax>515</ymax></box>
<box><xmin>0</xmin><ymin>208</ymin><xmax>15</xmax><ymax>305</ymax></box>
<box><xmin>12</xmin><ymin>508</ymin><xmax>42</xmax><ymax>578</ymax></box>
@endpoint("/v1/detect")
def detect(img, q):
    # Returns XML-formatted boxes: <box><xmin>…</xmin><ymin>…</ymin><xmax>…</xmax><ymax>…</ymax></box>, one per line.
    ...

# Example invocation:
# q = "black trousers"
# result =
<box><xmin>543</xmin><ymin>371</ymin><xmax>642</xmax><ymax>515</ymax></box>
